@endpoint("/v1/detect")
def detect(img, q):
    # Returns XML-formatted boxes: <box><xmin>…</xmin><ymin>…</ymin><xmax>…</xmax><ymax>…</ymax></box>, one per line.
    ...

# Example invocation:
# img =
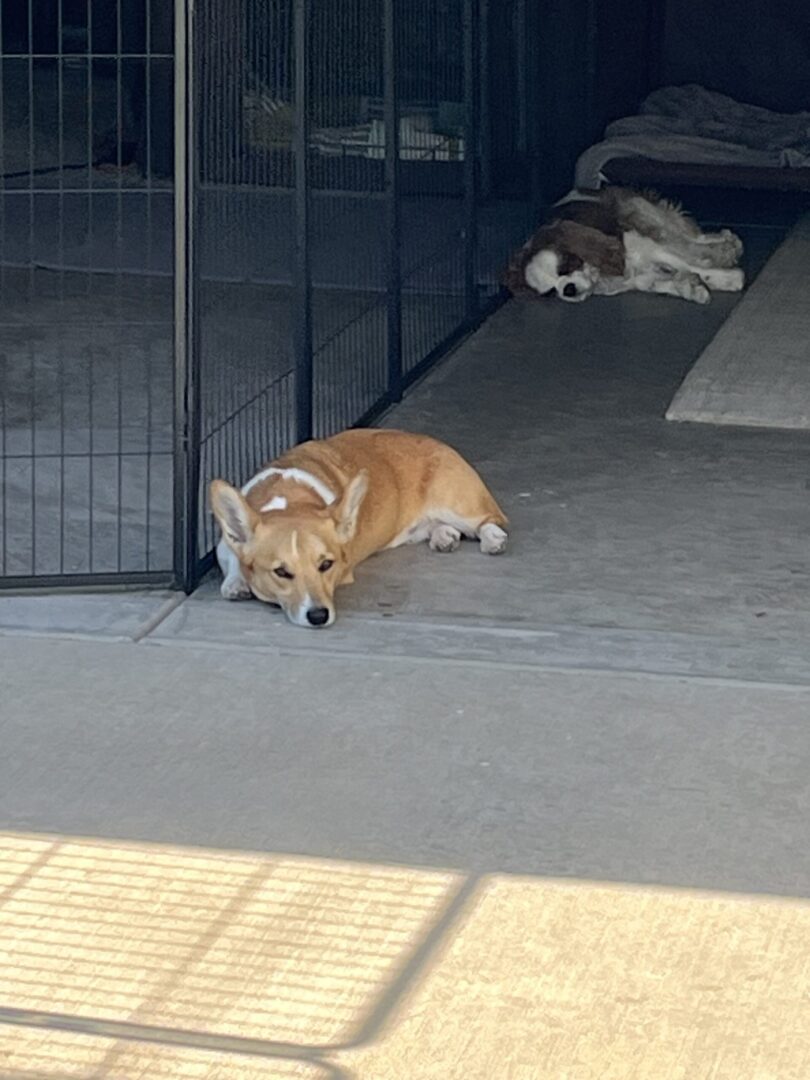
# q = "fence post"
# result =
<box><xmin>294</xmin><ymin>0</ymin><xmax>313</xmax><ymax>441</ymax></box>
<box><xmin>384</xmin><ymin>0</ymin><xmax>403</xmax><ymax>403</ymax></box>
<box><xmin>173</xmin><ymin>0</ymin><xmax>201</xmax><ymax>592</ymax></box>
<box><xmin>463</xmin><ymin>0</ymin><xmax>480</xmax><ymax>319</ymax></box>
<box><xmin>478</xmin><ymin>0</ymin><xmax>491</xmax><ymax>201</ymax></box>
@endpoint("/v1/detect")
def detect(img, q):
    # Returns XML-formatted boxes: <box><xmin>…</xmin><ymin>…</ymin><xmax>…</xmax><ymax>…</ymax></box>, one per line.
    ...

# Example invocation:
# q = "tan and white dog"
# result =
<box><xmin>210</xmin><ymin>428</ymin><xmax>508</xmax><ymax>628</ymax></box>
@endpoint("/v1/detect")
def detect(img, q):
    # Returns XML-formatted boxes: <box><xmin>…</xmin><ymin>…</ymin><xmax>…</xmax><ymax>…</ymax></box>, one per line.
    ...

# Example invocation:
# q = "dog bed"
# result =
<box><xmin>575</xmin><ymin>85</ymin><xmax>810</xmax><ymax>192</ymax></box>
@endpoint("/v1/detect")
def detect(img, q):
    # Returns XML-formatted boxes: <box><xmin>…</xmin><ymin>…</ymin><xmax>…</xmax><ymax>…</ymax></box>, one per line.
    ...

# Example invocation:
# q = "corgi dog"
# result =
<box><xmin>210</xmin><ymin>428</ymin><xmax>508</xmax><ymax>628</ymax></box>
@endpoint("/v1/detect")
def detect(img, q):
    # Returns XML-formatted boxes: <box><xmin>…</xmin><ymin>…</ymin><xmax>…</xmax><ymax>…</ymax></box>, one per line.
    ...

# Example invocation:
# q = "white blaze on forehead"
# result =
<box><xmin>291</xmin><ymin>529</ymin><xmax>299</xmax><ymax>560</ymax></box>
<box><xmin>524</xmin><ymin>248</ymin><xmax>560</xmax><ymax>294</ymax></box>
<box><xmin>242</xmin><ymin>466</ymin><xmax>336</xmax><ymax>506</ymax></box>
<box><xmin>259</xmin><ymin>495</ymin><xmax>287</xmax><ymax>512</ymax></box>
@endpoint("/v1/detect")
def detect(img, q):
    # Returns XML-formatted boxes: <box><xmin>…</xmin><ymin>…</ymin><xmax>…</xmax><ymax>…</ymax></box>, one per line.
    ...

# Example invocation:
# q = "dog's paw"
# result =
<box><xmin>710</xmin><ymin>231</ymin><xmax>744</xmax><ymax>268</ymax></box>
<box><xmin>696</xmin><ymin>265</ymin><xmax>745</xmax><ymax>294</ymax></box>
<box><xmin>709</xmin><ymin>267</ymin><xmax>745</xmax><ymax>292</ymax></box>
<box><xmin>689</xmin><ymin>281</ymin><xmax>711</xmax><ymax>305</ymax></box>
<box><xmin>221</xmin><ymin>575</ymin><xmax>253</xmax><ymax>600</ymax></box>
<box><xmin>713</xmin><ymin>242</ymin><xmax>742</xmax><ymax>268</ymax></box>
<box><xmin>698</xmin><ymin>230</ymin><xmax>743</xmax><ymax>268</ymax></box>
<box><xmin>720</xmin><ymin>228</ymin><xmax>744</xmax><ymax>258</ymax></box>
<box><xmin>429</xmin><ymin>524</ymin><xmax>462</xmax><ymax>553</ymax></box>
<box><xmin>480</xmin><ymin>523</ymin><xmax>508</xmax><ymax>555</ymax></box>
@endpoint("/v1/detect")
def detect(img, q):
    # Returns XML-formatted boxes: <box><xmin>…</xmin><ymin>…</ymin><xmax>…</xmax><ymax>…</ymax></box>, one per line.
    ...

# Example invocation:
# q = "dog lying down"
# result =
<box><xmin>210</xmin><ymin>428</ymin><xmax>508</xmax><ymax>628</ymax></box>
<box><xmin>504</xmin><ymin>185</ymin><xmax>745</xmax><ymax>305</ymax></box>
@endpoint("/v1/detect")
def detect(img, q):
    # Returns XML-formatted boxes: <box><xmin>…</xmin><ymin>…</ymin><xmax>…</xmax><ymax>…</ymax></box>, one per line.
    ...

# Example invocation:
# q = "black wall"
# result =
<box><xmin>531</xmin><ymin>0</ymin><xmax>662</xmax><ymax>200</ymax></box>
<box><xmin>526</xmin><ymin>0</ymin><xmax>809</xmax><ymax>204</ymax></box>
<box><xmin>662</xmin><ymin>0</ymin><xmax>810</xmax><ymax>112</ymax></box>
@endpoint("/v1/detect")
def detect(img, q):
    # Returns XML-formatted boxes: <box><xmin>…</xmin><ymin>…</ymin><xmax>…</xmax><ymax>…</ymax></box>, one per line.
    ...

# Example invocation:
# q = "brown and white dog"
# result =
<box><xmin>503</xmin><ymin>186</ymin><xmax>744</xmax><ymax>305</ymax></box>
<box><xmin>210</xmin><ymin>429</ymin><xmax>508</xmax><ymax>628</ymax></box>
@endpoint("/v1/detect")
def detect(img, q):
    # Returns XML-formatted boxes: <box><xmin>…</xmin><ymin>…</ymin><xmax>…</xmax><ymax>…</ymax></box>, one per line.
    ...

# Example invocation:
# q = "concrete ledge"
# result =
<box><xmin>667</xmin><ymin>214</ymin><xmax>810</xmax><ymax>429</ymax></box>
<box><xmin>148</xmin><ymin>597</ymin><xmax>810</xmax><ymax>687</ymax></box>
<box><xmin>0</xmin><ymin>590</ymin><xmax>182</xmax><ymax>642</ymax></box>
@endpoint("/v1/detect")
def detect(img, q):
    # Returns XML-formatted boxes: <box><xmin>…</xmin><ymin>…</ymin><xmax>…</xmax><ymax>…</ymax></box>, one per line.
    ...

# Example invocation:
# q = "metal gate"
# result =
<box><xmin>1</xmin><ymin>0</ymin><xmax>535</xmax><ymax>591</ymax></box>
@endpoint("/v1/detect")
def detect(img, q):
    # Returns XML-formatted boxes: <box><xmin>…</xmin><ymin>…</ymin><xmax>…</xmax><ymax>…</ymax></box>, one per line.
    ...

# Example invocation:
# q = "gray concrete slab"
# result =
<box><xmin>668</xmin><ymin>214</ymin><xmax>810</xmax><ymax>429</ymax></box>
<box><xmin>2</xmin><ymin>224</ymin><xmax>809</xmax><ymax>920</ymax></box>
<box><xmin>0</xmin><ymin>590</ymin><xmax>180</xmax><ymax>640</ymax></box>
<box><xmin>367</xmin><ymin>294</ymin><xmax>810</xmax><ymax>644</ymax></box>
<box><xmin>178</xmin><ymin>226</ymin><xmax>810</xmax><ymax>684</ymax></box>
<box><xmin>2</xmin><ymin>636</ymin><xmax>809</xmax><ymax>899</ymax></box>
<box><xmin>151</xmin><ymin>579</ymin><xmax>810</xmax><ymax>686</ymax></box>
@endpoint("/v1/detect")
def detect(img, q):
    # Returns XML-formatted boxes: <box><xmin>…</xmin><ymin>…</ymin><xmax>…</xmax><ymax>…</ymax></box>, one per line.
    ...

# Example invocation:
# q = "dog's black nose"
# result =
<box><xmin>306</xmin><ymin>606</ymin><xmax>330</xmax><ymax>627</ymax></box>
<box><xmin>562</xmin><ymin>282</ymin><xmax>577</xmax><ymax>297</ymax></box>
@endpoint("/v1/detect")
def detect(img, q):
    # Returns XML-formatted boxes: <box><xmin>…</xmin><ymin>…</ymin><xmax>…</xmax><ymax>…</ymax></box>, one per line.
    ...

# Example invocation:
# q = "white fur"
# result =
<box><xmin>241</xmin><ymin>466</ymin><xmax>336</xmax><ymax>506</ymax></box>
<box><xmin>388</xmin><ymin>510</ymin><xmax>508</xmax><ymax>555</ymax></box>
<box><xmin>523</xmin><ymin>189</ymin><xmax>744</xmax><ymax>305</ymax></box>
<box><xmin>217</xmin><ymin>537</ymin><xmax>252</xmax><ymax>600</ymax></box>
<box><xmin>287</xmin><ymin>592</ymin><xmax>334</xmax><ymax>628</ymax></box>
<box><xmin>260</xmin><ymin>495</ymin><xmax>288</xmax><ymax>512</ymax></box>
<box><xmin>526</xmin><ymin>248</ymin><xmax>596</xmax><ymax>302</ymax></box>
<box><xmin>479</xmin><ymin>523</ymin><xmax>508</xmax><ymax>555</ymax></box>
<box><xmin>429</xmin><ymin>524</ymin><xmax>462</xmax><ymax>552</ymax></box>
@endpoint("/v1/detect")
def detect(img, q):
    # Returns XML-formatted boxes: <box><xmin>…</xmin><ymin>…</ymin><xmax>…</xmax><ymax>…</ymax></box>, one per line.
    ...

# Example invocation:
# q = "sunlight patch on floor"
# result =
<box><xmin>2</xmin><ymin>832</ymin><xmax>810</xmax><ymax>1078</ymax></box>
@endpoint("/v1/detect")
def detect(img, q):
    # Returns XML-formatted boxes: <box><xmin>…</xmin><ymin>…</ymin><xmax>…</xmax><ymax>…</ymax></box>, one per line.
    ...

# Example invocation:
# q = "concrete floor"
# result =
<box><xmin>3</xmin><ymin>223</ymin><xmax>810</xmax><ymax>1075</ymax></box>
<box><xmin>3</xmin><ymin>220</ymin><xmax>810</xmax><ymax>876</ymax></box>
<box><xmin>163</xmin><ymin>224</ymin><xmax>810</xmax><ymax>685</ymax></box>
<box><xmin>2</xmin><ymin>634</ymin><xmax>810</xmax><ymax>899</ymax></box>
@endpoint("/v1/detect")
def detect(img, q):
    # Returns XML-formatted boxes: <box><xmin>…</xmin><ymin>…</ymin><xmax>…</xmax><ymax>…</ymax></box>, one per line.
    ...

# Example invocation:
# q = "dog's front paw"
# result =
<box><xmin>480</xmin><ymin>523</ymin><xmax>508</xmax><ymax>555</ymax></box>
<box><xmin>221</xmin><ymin>575</ymin><xmax>253</xmax><ymax>600</ymax></box>
<box><xmin>716</xmin><ymin>268</ymin><xmax>745</xmax><ymax>292</ymax></box>
<box><xmin>690</xmin><ymin>281</ymin><xmax>711</xmax><ymax>305</ymax></box>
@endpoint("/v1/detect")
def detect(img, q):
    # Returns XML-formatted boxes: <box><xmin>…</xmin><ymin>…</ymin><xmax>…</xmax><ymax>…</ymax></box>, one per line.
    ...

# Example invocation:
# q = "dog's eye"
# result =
<box><xmin>318</xmin><ymin>559</ymin><xmax>334</xmax><ymax>573</ymax></box>
<box><xmin>273</xmin><ymin>566</ymin><xmax>294</xmax><ymax>580</ymax></box>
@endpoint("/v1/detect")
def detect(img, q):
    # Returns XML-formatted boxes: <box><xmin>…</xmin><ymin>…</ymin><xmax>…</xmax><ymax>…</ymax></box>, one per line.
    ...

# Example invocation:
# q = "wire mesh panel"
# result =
<box><xmin>309</xmin><ymin>0</ymin><xmax>388</xmax><ymax>438</ymax></box>
<box><xmin>397</xmin><ymin>0</ymin><xmax>470</xmax><ymax>375</ymax></box>
<box><xmin>0</xmin><ymin>0</ymin><xmax>175</xmax><ymax>585</ymax></box>
<box><xmin>476</xmin><ymin>0</ymin><xmax>538</xmax><ymax>300</ymax></box>
<box><xmin>187</xmin><ymin>0</ymin><xmax>539</xmax><ymax>580</ymax></box>
<box><xmin>191</xmin><ymin>0</ymin><xmax>297</xmax><ymax>563</ymax></box>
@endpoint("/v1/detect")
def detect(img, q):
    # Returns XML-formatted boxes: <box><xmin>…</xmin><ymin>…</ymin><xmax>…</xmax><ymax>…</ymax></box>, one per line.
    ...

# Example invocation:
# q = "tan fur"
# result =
<box><xmin>210</xmin><ymin>429</ymin><xmax>508</xmax><ymax>627</ymax></box>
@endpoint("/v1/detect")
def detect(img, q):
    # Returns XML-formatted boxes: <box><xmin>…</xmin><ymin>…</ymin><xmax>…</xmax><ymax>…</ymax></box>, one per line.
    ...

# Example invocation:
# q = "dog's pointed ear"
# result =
<box><xmin>210</xmin><ymin>479</ymin><xmax>259</xmax><ymax>551</ymax></box>
<box><xmin>333</xmin><ymin>470</ymin><xmax>368</xmax><ymax>543</ymax></box>
<box><xmin>557</xmin><ymin>221</ymin><xmax>625</xmax><ymax>277</ymax></box>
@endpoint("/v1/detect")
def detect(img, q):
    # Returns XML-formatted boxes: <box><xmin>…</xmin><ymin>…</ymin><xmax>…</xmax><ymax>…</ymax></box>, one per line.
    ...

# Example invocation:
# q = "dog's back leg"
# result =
<box><xmin>634</xmin><ymin>267</ymin><xmax>711</xmax><ymax>304</ymax></box>
<box><xmin>627</xmin><ymin>195</ymin><xmax>742</xmax><ymax>267</ymax></box>
<box><xmin>626</xmin><ymin>194</ymin><xmax>702</xmax><ymax>244</ymax></box>
<box><xmin>414</xmin><ymin>442</ymin><xmax>510</xmax><ymax>555</ymax></box>
<box><xmin>427</xmin><ymin>515</ymin><xmax>508</xmax><ymax>555</ymax></box>
<box><xmin>696</xmin><ymin>266</ymin><xmax>745</xmax><ymax>291</ymax></box>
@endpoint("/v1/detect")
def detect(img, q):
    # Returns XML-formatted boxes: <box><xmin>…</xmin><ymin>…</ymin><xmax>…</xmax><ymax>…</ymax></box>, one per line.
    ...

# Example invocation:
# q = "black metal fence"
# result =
<box><xmin>1</xmin><ymin>0</ymin><xmax>535</xmax><ymax>591</ymax></box>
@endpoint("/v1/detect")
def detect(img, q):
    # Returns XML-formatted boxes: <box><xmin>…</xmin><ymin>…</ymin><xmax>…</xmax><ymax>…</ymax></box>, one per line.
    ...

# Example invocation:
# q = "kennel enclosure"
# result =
<box><xmin>9</xmin><ymin>0</ymin><xmax>788</xmax><ymax>592</ymax></box>
<box><xmin>0</xmin><ymin>0</ymin><xmax>537</xmax><ymax>589</ymax></box>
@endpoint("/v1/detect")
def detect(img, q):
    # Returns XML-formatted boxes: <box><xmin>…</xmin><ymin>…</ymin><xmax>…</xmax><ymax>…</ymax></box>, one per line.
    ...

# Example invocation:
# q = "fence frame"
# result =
<box><xmin>0</xmin><ymin>0</ymin><xmax>520</xmax><ymax>593</ymax></box>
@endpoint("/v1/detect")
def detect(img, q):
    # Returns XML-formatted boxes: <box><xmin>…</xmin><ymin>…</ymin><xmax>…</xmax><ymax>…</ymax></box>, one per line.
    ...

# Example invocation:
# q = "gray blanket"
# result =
<box><xmin>575</xmin><ymin>84</ymin><xmax>810</xmax><ymax>189</ymax></box>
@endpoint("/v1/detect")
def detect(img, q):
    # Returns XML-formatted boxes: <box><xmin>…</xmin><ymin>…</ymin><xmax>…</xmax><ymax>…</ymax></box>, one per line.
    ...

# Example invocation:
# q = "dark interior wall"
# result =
<box><xmin>661</xmin><ymin>0</ymin><xmax>810</xmax><ymax>112</ymax></box>
<box><xmin>531</xmin><ymin>0</ymin><xmax>660</xmax><ymax>201</ymax></box>
<box><xmin>532</xmin><ymin>2</ymin><xmax>598</xmax><ymax>200</ymax></box>
<box><xmin>594</xmin><ymin>0</ymin><xmax>658</xmax><ymax>132</ymax></box>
